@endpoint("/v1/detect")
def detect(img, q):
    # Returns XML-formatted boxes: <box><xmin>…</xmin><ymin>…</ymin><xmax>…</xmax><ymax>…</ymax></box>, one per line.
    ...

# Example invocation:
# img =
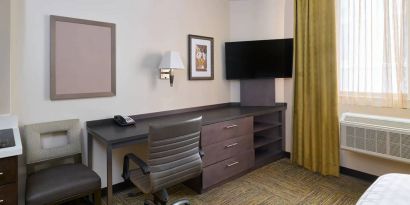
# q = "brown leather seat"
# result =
<box><xmin>26</xmin><ymin>164</ymin><xmax>101</xmax><ymax>205</ymax></box>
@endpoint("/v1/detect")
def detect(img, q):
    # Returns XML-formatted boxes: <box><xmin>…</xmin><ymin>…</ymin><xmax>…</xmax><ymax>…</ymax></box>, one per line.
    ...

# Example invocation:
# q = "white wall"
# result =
<box><xmin>229</xmin><ymin>0</ymin><xmax>294</xmax><ymax>152</ymax></box>
<box><xmin>11</xmin><ymin>0</ymin><xmax>232</xmax><ymax>188</ymax></box>
<box><xmin>0</xmin><ymin>0</ymin><xmax>11</xmax><ymax>114</ymax></box>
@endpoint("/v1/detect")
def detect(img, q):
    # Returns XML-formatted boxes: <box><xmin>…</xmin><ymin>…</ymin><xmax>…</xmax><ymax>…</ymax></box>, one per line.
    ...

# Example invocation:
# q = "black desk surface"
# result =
<box><xmin>86</xmin><ymin>103</ymin><xmax>286</xmax><ymax>146</ymax></box>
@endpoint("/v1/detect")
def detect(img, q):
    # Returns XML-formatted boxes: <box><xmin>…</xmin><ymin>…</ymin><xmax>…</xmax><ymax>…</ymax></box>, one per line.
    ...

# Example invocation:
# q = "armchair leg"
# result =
<box><xmin>94</xmin><ymin>189</ymin><xmax>101</xmax><ymax>205</ymax></box>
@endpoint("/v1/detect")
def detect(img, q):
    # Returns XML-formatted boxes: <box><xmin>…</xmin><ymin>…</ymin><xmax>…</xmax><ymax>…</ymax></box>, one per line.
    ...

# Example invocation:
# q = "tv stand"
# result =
<box><xmin>240</xmin><ymin>79</ymin><xmax>276</xmax><ymax>106</ymax></box>
<box><xmin>240</xmin><ymin>78</ymin><xmax>286</xmax><ymax>166</ymax></box>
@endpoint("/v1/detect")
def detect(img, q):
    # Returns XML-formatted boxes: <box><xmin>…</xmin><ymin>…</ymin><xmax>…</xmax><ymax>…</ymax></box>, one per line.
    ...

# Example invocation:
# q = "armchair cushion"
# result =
<box><xmin>26</xmin><ymin>164</ymin><xmax>100</xmax><ymax>205</ymax></box>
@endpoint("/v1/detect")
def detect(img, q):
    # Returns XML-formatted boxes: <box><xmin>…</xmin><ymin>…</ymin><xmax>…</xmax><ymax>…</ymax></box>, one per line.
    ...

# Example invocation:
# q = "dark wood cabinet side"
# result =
<box><xmin>0</xmin><ymin>156</ymin><xmax>18</xmax><ymax>205</ymax></box>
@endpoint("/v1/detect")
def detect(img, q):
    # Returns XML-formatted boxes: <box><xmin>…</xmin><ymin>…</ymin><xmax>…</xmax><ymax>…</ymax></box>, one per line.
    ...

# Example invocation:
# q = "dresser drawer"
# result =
<box><xmin>202</xmin><ymin>150</ymin><xmax>254</xmax><ymax>188</ymax></box>
<box><xmin>202</xmin><ymin>134</ymin><xmax>253</xmax><ymax>167</ymax></box>
<box><xmin>0</xmin><ymin>183</ymin><xmax>17</xmax><ymax>205</ymax></box>
<box><xmin>201</xmin><ymin>117</ymin><xmax>253</xmax><ymax>146</ymax></box>
<box><xmin>0</xmin><ymin>156</ymin><xmax>17</xmax><ymax>186</ymax></box>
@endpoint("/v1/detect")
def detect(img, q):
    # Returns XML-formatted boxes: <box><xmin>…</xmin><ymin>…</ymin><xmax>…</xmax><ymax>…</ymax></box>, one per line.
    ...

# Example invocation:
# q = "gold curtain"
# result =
<box><xmin>292</xmin><ymin>0</ymin><xmax>340</xmax><ymax>176</ymax></box>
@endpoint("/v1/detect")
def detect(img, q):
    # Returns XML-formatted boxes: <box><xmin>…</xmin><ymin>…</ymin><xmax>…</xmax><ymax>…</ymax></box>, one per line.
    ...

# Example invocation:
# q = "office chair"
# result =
<box><xmin>122</xmin><ymin>116</ymin><xmax>203</xmax><ymax>205</ymax></box>
<box><xmin>23</xmin><ymin>119</ymin><xmax>101</xmax><ymax>205</ymax></box>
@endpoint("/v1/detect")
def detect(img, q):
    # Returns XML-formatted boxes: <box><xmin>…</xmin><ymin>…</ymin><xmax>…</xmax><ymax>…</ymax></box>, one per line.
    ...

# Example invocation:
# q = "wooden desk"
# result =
<box><xmin>86</xmin><ymin>103</ymin><xmax>286</xmax><ymax>205</ymax></box>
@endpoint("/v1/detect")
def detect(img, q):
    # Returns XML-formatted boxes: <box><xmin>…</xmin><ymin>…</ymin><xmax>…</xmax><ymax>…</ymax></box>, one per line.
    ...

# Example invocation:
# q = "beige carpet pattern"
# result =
<box><xmin>106</xmin><ymin>159</ymin><xmax>370</xmax><ymax>205</ymax></box>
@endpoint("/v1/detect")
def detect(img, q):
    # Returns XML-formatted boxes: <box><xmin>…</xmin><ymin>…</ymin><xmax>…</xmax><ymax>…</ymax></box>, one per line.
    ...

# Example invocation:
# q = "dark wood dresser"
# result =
<box><xmin>190</xmin><ymin>109</ymin><xmax>286</xmax><ymax>192</ymax></box>
<box><xmin>0</xmin><ymin>156</ymin><xmax>18</xmax><ymax>205</ymax></box>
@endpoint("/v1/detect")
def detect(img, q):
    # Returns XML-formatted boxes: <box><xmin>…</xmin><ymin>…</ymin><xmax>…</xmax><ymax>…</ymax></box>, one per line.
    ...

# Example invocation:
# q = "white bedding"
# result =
<box><xmin>357</xmin><ymin>173</ymin><xmax>410</xmax><ymax>205</ymax></box>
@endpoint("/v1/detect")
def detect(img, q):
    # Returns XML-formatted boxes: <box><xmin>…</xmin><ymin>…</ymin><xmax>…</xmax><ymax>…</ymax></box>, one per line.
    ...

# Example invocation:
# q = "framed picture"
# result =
<box><xmin>50</xmin><ymin>15</ymin><xmax>116</xmax><ymax>100</ymax></box>
<box><xmin>188</xmin><ymin>34</ymin><xmax>214</xmax><ymax>80</ymax></box>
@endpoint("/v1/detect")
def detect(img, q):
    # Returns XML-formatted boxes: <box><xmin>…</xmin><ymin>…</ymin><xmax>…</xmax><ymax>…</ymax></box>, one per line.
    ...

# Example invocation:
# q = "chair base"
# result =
<box><xmin>127</xmin><ymin>189</ymin><xmax>190</xmax><ymax>205</ymax></box>
<box><xmin>127</xmin><ymin>192</ymin><xmax>144</xmax><ymax>197</ymax></box>
<box><xmin>143</xmin><ymin>199</ymin><xmax>190</xmax><ymax>205</ymax></box>
<box><xmin>171</xmin><ymin>199</ymin><xmax>190</xmax><ymax>205</ymax></box>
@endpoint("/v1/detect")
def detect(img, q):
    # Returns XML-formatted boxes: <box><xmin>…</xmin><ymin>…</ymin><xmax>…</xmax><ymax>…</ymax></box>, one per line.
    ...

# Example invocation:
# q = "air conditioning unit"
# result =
<box><xmin>340</xmin><ymin>113</ymin><xmax>410</xmax><ymax>163</ymax></box>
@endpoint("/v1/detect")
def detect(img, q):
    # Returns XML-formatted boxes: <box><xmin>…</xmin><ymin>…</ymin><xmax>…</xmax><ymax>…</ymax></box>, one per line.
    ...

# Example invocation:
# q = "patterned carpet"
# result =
<box><xmin>106</xmin><ymin>159</ymin><xmax>370</xmax><ymax>205</ymax></box>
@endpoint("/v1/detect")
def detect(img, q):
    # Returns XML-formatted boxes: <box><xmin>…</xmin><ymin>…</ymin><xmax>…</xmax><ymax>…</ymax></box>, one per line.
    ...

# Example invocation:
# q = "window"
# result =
<box><xmin>338</xmin><ymin>0</ymin><xmax>409</xmax><ymax>108</ymax></box>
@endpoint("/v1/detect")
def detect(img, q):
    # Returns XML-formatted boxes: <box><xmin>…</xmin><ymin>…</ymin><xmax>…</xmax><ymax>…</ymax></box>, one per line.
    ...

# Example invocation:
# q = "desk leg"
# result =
<box><xmin>106</xmin><ymin>145</ymin><xmax>113</xmax><ymax>205</ymax></box>
<box><xmin>88</xmin><ymin>133</ymin><xmax>93</xmax><ymax>168</ymax></box>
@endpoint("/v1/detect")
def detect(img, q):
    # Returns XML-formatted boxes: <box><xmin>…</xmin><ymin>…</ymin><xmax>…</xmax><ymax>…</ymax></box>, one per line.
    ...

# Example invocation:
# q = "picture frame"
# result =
<box><xmin>188</xmin><ymin>34</ymin><xmax>214</xmax><ymax>80</ymax></box>
<box><xmin>50</xmin><ymin>15</ymin><xmax>116</xmax><ymax>100</ymax></box>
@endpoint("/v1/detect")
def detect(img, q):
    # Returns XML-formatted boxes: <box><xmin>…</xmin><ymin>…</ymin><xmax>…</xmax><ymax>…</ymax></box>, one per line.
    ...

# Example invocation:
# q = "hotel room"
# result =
<box><xmin>0</xmin><ymin>0</ymin><xmax>409</xmax><ymax>204</ymax></box>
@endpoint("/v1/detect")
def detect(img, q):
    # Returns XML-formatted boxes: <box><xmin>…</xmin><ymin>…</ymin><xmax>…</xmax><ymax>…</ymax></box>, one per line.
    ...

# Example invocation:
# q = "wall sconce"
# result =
<box><xmin>159</xmin><ymin>51</ymin><xmax>184</xmax><ymax>87</ymax></box>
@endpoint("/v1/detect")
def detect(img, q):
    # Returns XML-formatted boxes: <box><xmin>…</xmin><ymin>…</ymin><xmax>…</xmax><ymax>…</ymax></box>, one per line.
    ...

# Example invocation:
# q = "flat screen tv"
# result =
<box><xmin>225</xmin><ymin>39</ymin><xmax>293</xmax><ymax>79</ymax></box>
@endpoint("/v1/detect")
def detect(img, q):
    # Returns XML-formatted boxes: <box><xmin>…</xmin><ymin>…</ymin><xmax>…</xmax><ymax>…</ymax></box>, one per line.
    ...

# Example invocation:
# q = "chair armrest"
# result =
<box><xmin>122</xmin><ymin>153</ymin><xmax>150</xmax><ymax>181</ymax></box>
<box><xmin>199</xmin><ymin>148</ymin><xmax>205</xmax><ymax>158</ymax></box>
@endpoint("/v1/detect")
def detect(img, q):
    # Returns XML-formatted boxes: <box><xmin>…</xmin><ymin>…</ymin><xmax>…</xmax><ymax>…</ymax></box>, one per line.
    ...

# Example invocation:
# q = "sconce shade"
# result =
<box><xmin>159</xmin><ymin>51</ymin><xmax>184</xmax><ymax>70</ymax></box>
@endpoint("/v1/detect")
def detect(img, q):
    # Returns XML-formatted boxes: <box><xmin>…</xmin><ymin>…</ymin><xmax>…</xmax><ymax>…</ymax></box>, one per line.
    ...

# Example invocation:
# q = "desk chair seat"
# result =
<box><xmin>26</xmin><ymin>164</ymin><xmax>101</xmax><ymax>205</ymax></box>
<box><xmin>123</xmin><ymin>116</ymin><xmax>203</xmax><ymax>205</ymax></box>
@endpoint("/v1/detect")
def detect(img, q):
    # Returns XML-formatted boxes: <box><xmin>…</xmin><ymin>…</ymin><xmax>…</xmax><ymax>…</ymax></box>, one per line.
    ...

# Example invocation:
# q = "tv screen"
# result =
<box><xmin>225</xmin><ymin>39</ymin><xmax>293</xmax><ymax>79</ymax></box>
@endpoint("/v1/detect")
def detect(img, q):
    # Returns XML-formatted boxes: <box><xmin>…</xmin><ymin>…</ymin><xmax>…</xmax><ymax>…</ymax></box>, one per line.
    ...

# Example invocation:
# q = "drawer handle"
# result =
<box><xmin>224</xmin><ymin>124</ymin><xmax>238</xmax><ymax>129</ymax></box>
<box><xmin>225</xmin><ymin>143</ymin><xmax>238</xmax><ymax>148</ymax></box>
<box><xmin>226</xmin><ymin>161</ymin><xmax>239</xmax><ymax>167</ymax></box>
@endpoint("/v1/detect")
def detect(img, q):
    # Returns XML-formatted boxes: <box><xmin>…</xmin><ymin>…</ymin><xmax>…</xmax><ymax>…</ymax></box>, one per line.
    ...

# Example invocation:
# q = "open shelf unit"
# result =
<box><xmin>254</xmin><ymin>135</ymin><xmax>281</xmax><ymax>149</ymax></box>
<box><xmin>253</xmin><ymin>122</ymin><xmax>281</xmax><ymax>133</ymax></box>
<box><xmin>255</xmin><ymin>144</ymin><xmax>283</xmax><ymax>167</ymax></box>
<box><xmin>253</xmin><ymin>111</ymin><xmax>285</xmax><ymax>167</ymax></box>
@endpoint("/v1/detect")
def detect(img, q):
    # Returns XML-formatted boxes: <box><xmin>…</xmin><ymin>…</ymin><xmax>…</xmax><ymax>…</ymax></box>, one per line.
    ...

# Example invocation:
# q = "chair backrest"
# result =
<box><xmin>23</xmin><ymin>119</ymin><xmax>82</xmax><ymax>174</ymax></box>
<box><xmin>147</xmin><ymin>116</ymin><xmax>202</xmax><ymax>192</ymax></box>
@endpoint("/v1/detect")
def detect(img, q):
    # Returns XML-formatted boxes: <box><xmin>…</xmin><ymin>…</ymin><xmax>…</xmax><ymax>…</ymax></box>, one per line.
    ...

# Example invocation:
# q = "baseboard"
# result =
<box><xmin>284</xmin><ymin>151</ymin><xmax>291</xmax><ymax>158</ymax></box>
<box><xmin>339</xmin><ymin>166</ymin><xmax>377</xmax><ymax>182</ymax></box>
<box><xmin>283</xmin><ymin>151</ymin><xmax>377</xmax><ymax>182</ymax></box>
<box><xmin>101</xmin><ymin>180</ymin><xmax>133</xmax><ymax>197</ymax></box>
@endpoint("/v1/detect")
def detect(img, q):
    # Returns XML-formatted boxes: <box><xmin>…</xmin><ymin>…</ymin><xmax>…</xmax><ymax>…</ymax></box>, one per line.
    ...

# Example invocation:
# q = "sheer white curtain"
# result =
<box><xmin>338</xmin><ymin>0</ymin><xmax>409</xmax><ymax>108</ymax></box>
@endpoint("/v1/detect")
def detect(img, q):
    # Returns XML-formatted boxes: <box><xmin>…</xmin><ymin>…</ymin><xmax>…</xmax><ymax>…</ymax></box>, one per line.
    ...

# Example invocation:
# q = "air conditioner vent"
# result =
<box><xmin>376</xmin><ymin>131</ymin><xmax>387</xmax><ymax>154</ymax></box>
<box><xmin>341</xmin><ymin>113</ymin><xmax>410</xmax><ymax>164</ymax></box>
